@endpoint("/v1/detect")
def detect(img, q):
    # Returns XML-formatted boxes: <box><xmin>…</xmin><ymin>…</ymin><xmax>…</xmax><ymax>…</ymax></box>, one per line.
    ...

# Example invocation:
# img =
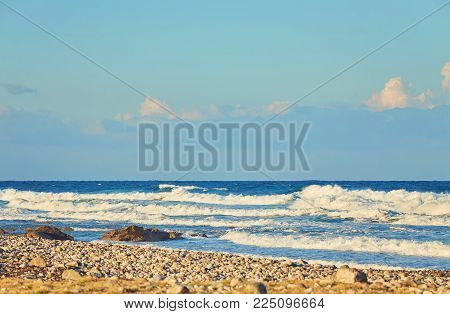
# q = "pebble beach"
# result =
<box><xmin>0</xmin><ymin>234</ymin><xmax>448</xmax><ymax>294</ymax></box>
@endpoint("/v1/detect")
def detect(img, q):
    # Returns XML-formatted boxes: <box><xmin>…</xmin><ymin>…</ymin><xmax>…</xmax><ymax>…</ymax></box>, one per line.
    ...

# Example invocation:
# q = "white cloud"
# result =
<box><xmin>137</xmin><ymin>98</ymin><xmax>295</xmax><ymax>121</ymax></box>
<box><xmin>365</xmin><ymin>77</ymin><xmax>434</xmax><ymax>111</ymax></box>
<box><xmin>441</xmin><ymin>62</ymin><xmax>450</xmax><ymax>91</ymax></box>
<box><xmin>139</xmin><ymin>98</ymin><xmax>209</xmax><ymax>121</ymax></box>
<box><xmin>265</xmin><ymin>100</ymin><xmax>291</xmax><ymax>115</ymax></box>
<box><xmin>365</xmin><ymin>77</ymin><xmax>408</xmax><ymax>111</ymax></box>
<box><xmin>415</xmin><ymin>88</ymin><xmax>434</xmax><ymax>109</ymax></box>
<box><xmin>139</xmin><ymin>98</ymin><xmax>170</xmax><ymax>117</ymax></box>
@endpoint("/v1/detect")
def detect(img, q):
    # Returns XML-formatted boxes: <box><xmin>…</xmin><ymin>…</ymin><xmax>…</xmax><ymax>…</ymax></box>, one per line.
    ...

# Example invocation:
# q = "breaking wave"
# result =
<box><xmin>0</xmin><ymin>184</ymin><xmax>449</xmax><ymax>227</ymax></box>
<box><xmin>289</xmin><ymin>185</ymin><xmax>450</xmax><ymax>227</ymax></box>
<box><xmin>220</xmin><ymin>231</ymin><xmax>450</xmax><ymax>258</ymax></box>
<box><xmin>0</xmin><ymin>188</ymin><xmax>292</xmax><ymax>206</ymax></box>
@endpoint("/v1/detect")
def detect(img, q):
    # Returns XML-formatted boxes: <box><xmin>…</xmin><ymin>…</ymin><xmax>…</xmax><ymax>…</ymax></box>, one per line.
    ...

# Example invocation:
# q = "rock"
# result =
<box><xmin>230</xmin><ymin>278</ymin><xmax>240</xmax><ymax>287</ymax></box>
<box><xmin>153</xmin><ymin>275</ymin><xmax>165</xmax><ymax>281</ymax></box>
<box><xmin>29</xmin><ymin>257</ymin><xmax>46</xmax><ymax>267</ymax></box>
<box><xmin>101</xmin><ymin>225</ymin><xmax>182</xmax><ymax>242</ymax></box>
<box><xmin>185</xmin><ymin>232</ymin><xmax>207</xmax><ymax>238</ymax></box>
<box><xmin>24</xmin><ymin>226</ymin><xmax>74</xmax><ymax>241</ymax></box>
<box><xmin>242</xmin><ymin>282</ymin><xmax>267</xmax><ymax>294</ymax></box>
<box><xmin>0</xmin><ymin>228</ymin><xmax>7</xmax><ymax>235</ymax></box>
<box><xmin>167</xmin><ymin>284</ymin><xmax>189</xmax><ymax>294</ymax></box>
<box><xmin>281</xmin><ymin>260</ymin><xmax>294</xmax><ymax>267</ymax></box>
<box><xmin>65</xmin><ymin>261</ymin><xmax>79</xmax><ymax>268</ymax></box>
<box><xmin>335</xmin><ymin>267</ymin><xmax>368</xmax><ymax>284</ymax></box>
<box><xmin>62</xmin><ymin>227</ymin><xmax>74</xmax><ymax>232</ymax></box>
<box><xmin>61</xmin><ymin>269</ymin><xmax>82</xmax><ymax>280</ymax></box>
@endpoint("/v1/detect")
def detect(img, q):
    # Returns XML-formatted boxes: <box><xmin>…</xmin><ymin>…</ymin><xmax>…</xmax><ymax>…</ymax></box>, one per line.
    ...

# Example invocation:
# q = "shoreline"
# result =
<box><xmin>0</xmin><ymin>235</ymin><xmax>448</xmax><ymax>294</ymax></box>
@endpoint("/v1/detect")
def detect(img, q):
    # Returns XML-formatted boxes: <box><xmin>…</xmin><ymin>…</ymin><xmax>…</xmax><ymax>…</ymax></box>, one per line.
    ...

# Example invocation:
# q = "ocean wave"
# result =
<box><xmin>1</xmin><ymin>185</ymin><xmax>449</xmax><ymax>227</ymax></box>
<box><xmin>0</xmin><ymin>188</ymin><xmax>292</xmax><ymax>206</ymax></box>
<box><xmin>158</xmin><ymin>184</ymin><xmax>227</xmax><ymax>191</ymax></box>
<box><xmin>1</xmin><ymin>198</ymin><xmax>300</xmax><ymax>218</ymax></box>
<box><xmin>289</xmin><ymin>185</ymin><xmax>450</xmax><ymax>227</ymax></box>
<box><xmin>0</xmin><ymin>199</ymin><xmax>279</xmax><ymax>228</ymax></box>
<box><xmin>220</xmin><ymin>231</ymin><xmax>450</xmax><ymax>258</ymax></box>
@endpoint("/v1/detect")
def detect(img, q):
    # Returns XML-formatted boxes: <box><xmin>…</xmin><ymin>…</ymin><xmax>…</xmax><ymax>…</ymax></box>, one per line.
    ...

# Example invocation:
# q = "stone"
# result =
<box><xmin>281</xmin><ymin>260</ymin><xmax>295</xmax><ymax>267</ymax></box>
<box><xmin>167</xmin><ymin>284</ymin><xmax>189</xmax><ymax>294</ymax></box>
<box><xmin>335</xmin><ymin>267</ymin><xmax>368</xmax><ymax>284</ymax></box>
<box><xmin>0</xmin><ymin>228</ymin><xmax>7</xmax><ymax>235</ymax></box>
<box><xmin>61</xmin><ymin>269</ymin><xmax>82</xmax><ymax>280</ymax></box>
<box><xmin>242</xmin><ymin>282</ymin><xmax>267</xmax><ymax>294</ymax></box>
<box><xmin>24</xmin><ymin>226</ymin><xmax>74</xmax><ymax>241</ymax></box>
<box><xmin>62</xmin><ymin>227</ymin><xmax>74</xmax><ymax>232</ymax></box>
<box><xmin>185</xmin><ymin>232</ymin><xmax>207</xmax><ymax>238</ymax></box>
<box><xmin>101</xmin><ymin>225</ymin><xmax>182</xmax><ymax>242</ymax></box>
<box><xmin>66</xmin><ymin>261</ymin><xmax>79</xmax><ymax>268</ymax></box>
<box><xmin>29</xmin><ymin>257</ymin><xmax>46</xmax><ymax>267</ymax></box>
<box><xmin>230</xmin><ymin>278</ymin><xmax>240</xmax><ymax>287</ymax></box>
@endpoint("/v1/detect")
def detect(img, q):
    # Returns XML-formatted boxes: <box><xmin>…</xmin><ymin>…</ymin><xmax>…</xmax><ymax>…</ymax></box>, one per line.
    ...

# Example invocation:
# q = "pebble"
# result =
<box><xmin>0</xmin><ymin>235</ymin><xmax>448</xmax><ymax>294</ymax></box>
<box><xmin>167</xmin><ymin>284</ymin><xmax>189</xmax><ymax>294</ymax></box>
<box><xmin>61</xmin><ymin>269</ymin><xmax>82</xmax><ymax>280</ymax></box>
<box><xmin>335</xmin><ymin>268</ymin><xmax>368</xmax><ymax>284</ymax></box>
<box><xmin>29</xmin><ymin>257</ymin><xmax>46</xmax><ymax>268</ymax></box>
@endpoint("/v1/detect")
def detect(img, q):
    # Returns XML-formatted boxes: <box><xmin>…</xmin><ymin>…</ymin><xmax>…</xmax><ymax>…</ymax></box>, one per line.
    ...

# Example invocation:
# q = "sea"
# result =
<box><xmin>0</xmin><ymin>181</ymin><xmax>449</xmax><ymax>270</ymax></box>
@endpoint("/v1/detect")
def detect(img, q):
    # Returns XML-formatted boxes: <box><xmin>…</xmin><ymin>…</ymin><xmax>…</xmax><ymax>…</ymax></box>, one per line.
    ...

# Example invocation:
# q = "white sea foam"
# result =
<box><xmin>289</xmin><ymin>185</ymin><xmax>450</xmax><ymax>227</ymax></box>
<box><xmin>220</xmin><ymin>231</ymin><xmax>450</xmax><ymax>258</ymax></box>
<box><xmin>158</xmin><ymin>184</ymin><xmax>227</xmax><ymax>191</ymax></box>
<box><xmin>0</xmin><ymin>188</ymin><xmax>292</xmax><ymax>206</ymax></box>
<box><xmin>1</xmin><ymin>185</ymin><xmax>449</xmax><ymax>227</ymax></box>
<box><xmin>0</xmin><ymin>199</ymin><xmax>279</xmax><ymax>228</ymax></box>
<box><xmin>0</xmin><ymin>197</ymin><xmax>298</xmax><ymax>218</ymax></box>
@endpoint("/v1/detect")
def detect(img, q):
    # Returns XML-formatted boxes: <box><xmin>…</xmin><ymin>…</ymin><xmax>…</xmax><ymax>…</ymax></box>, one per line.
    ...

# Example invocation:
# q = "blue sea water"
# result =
<box><xmin>0</xmin><ymin>181</ymin><xmax>449</xmax><ymax>269</ymax></box>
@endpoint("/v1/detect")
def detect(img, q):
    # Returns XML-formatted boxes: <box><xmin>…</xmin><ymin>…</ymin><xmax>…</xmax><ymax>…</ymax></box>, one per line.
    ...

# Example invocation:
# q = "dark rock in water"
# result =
<box><xmin>62</xmin><ymin>227</ymin><xmax>74</xmax><ymax>232</ymax></box>
<box><xmin>101</xmin><ymin>225</ymin><xmax>182</xmax><ymax>242</ymax></box>
<box><xmin>24</xmin><ymin>226</ymin><xmax>74</xmax><ymax>241</ymax></box>
<box><xmin>0</xmin><ymin>228</ymin><xmax>7</xmax><ymax>235</ymax></box>
<box><xmin>185</xmin><ymin>232</ymin><xmax>207</xmax><ymax>238</ymax></box>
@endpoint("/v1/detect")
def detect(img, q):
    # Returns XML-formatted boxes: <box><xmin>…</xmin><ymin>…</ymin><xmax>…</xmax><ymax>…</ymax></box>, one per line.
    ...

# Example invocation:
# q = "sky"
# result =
<box><xmin>0</xmin><ymin>0</ymin><xmax>449</xmax><ymax>180</ymax></box>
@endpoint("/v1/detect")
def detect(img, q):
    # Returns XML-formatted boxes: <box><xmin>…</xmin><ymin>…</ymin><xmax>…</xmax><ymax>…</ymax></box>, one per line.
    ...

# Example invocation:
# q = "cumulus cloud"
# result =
<box><xmin>139</xmin><ymin>98</ymin><xmax>170</xmax><ymax>117</ymax></box>
<box><xmin>137</xmin><ymin>98</ymin><xmax>296</xmax><ymax>121</ymax></box>
<box><xmin>265</xmin><ymin>100</ymin><xmax>291</xmax><ymax>115</ymax></box>
<box><xmin>365</xmin><ymin>77</ymin><xmax>408</xmax><ymax>111</ymax></box>
<box><xmin>441</xmin><ymin>62</ymin><xmax>450</xmax><ymax>91</ymax></box>
<box><xmin>139</xmin><ymin>98</ymin><xmax>216</xmax><ymax>121</ymax></box>
<box><xmin>1</xmin><ymin>83</ymin><xmax>36</xmax><ymax>95</ymax></box>
<box><xmin>415</xmin><ymin>88</ymin><xmax>434</xmax><ymax>109</ymax></box>
<box><xmin>365</xmin><ymin>77</ymin><xmax>433</xmax><ymax>111</ymax></box>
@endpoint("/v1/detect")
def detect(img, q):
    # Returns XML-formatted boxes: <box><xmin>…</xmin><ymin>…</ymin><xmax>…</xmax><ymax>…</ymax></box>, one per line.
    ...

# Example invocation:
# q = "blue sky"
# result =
<box><xmin>0</xmin><ymin>0</ymin><xmax>449</xmax><ymax>180</ymax></box>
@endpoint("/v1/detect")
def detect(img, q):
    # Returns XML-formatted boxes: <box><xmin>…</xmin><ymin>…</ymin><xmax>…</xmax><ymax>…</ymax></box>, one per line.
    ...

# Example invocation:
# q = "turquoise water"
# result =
<box><xmin>0</xmin><ymin>181</ymin><xmax>449</xmax><ymax>269</ymax></box>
